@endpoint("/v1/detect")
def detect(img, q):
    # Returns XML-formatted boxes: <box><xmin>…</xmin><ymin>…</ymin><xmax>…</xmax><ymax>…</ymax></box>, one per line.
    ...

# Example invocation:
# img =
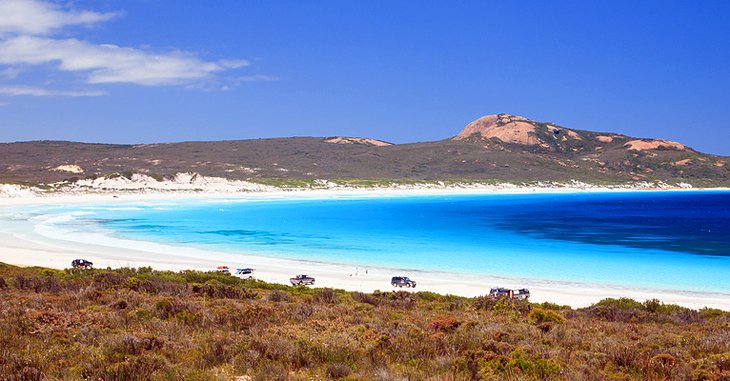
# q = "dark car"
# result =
<box><xmin>391</xmin><ymin>276</ymin><xmax>416</xmax><ymax>288</ymax></box>
<box><xmin>71</xmin><ymin>259</ymin><xmax>93</xmax><ymax>269</ymax></box>
<box><xmin>290</xmin><ymin>274</ymin><xmax>315</xmax><ymax>286</ymax></box>
<box><xmin>488</xmin><ymin>287</ymin><xmax>511</xmax><ymax>299</ymax></box>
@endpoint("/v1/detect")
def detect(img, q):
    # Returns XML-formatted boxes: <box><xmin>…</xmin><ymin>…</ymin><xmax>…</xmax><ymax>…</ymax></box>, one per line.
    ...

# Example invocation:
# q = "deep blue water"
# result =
<box><xmin>59</xmin><ymin>191</ymin><xmax>730</xmax><ymax>292</ymax></box>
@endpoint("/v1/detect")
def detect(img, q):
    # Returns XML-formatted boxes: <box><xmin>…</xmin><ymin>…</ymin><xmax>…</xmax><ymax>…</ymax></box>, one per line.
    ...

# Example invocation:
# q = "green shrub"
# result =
<box><xmin>450</xmin><ymin>350</ymin><xmax>487</xmax><ymax>380</ymax></box>
<box><xmin>492</xmin><ymin>298</ymin><xmax>524</xmax><ymax>320</ymax></box>
<box><xmin>589</xmin><ymin>297</ymin><xmax>646</xmax><ymax>322</ymax></box>
<box><xmin>531</xmin><ymin>301</ymin><xmax>569</xmax><ymax>310</ymax></box>
<box><xmin>176</xmin><ymin>310</ymin><xmax>197</xmax><ymax>325</ymax></box>
<box><xmin>700</xmin><ymin>308</ymin><xmax>728</xmax><ymax>319</ymax></box>
<box><xmin>415</xmin><ymin>291</ymin><xmax>440</xmax><ymax>302</ymax></box>
<box><xmin>195</xmin><ymin>280</ymin><xmax>258</xmax><ymax>299</ymax></box>
<box><xmin>692</xmin><ymin>352</ymin><xmax>730</xmax><ymax>381</ymax></box>
<box><xmin>533</xmin><ymin>358</ymin><xmax>562</xmax><ymax>378</ymax></box>
<box><xmin>595</xmin><ymin>297</ymin><xmax>644</xmax><ymax>310</ymax></box>
<box><xmin>644</xmin><ymin>298</ymin><xmax>685</xmax><ymax>314</ymax></box>
<box><xmin>528</xmin><ymin>308</ymin><xmax>566</xmax><ymax>324</ymax></box>
<box><xmin>504</xmin><ymin>350</ymin><xmax>561</xmax><ymax>378</ymax></box>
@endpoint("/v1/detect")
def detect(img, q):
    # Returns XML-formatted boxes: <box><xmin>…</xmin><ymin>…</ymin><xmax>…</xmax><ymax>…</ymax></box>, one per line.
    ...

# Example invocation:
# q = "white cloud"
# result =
<box><xmin>0</xmin><ymin>36</ymin><xmax>249</xmax><ymax>85</ymax></box>
<box><xmin>0</xmin><ymin>67</ymin><xmax>22</xmax><ymax>79</ymax></box>
<box><xmin>236</xmin><ymin>74</ymin><xmax>279</xmax><ymax>82</ymax></box>
<box><xmin>0</xmin><ymin>1</ymin><xmax>257</xmax><ymax>91</ymax></box>
<box><xmin>0</xmin><ymin>0</ymin><xmax>120</xmax><ymax>35</ymax></box>
<box><xmin>0</xmin><ymin>85</ymin><xmax>105</xmax><ymax>97</ymax></box>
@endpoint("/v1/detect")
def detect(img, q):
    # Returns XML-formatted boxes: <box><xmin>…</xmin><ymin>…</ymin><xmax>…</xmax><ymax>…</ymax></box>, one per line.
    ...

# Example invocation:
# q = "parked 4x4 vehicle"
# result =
<box><xmin>71</xmin><ymin>259</ymin><xmax>93</xmax><ymax>269</ymax></box>
<box><xmin>216</xmin><ymin>266</ymin><xmax>230</xmax><ymax>274</ymax></box>
<box><xmin>391</xmin><ymin>276</ymin><xmax>416</xmax><ymax>288</ymax></box>
<box><xmin>290</xmin><ymin>274</ymin><xmax>315</xmax><ymax>286</ymax></box>
<box><xmin>488</xmin><ymin>287</ymin><xmax>530</xmax><ymax>300</ymax></box>
<box><xmin>236</xmin><ymin>268</ymin><xmax>255</xmax><ymax>279</ymax></box>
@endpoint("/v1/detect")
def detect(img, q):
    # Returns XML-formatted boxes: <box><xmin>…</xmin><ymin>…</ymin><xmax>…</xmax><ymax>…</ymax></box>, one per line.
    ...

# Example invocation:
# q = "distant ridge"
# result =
<box><xmin>0</xmin><ymin>114</ymin><xmax>727</xmax><ymax>186</ymax></box>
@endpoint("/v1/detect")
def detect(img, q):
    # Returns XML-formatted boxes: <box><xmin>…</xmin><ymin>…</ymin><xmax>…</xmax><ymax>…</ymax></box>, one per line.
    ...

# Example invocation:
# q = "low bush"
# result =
<box><xmin>154</xmin><ymin>297</ymin><xmax>197</xmax><ymax>320</ymax></box>
<box><xmin>650</xmin><ymin>352</ymin><xmax>677</xmax><ymax>370</ymax></box>
<box><xmin>608</xmin><ymin>345</ymin><xmax>641</xmax><ymax>368</ymax></box>
<box><xmin>326</xmin><ymin>362</ymin><xmax>352</xmax><ymax>379</ymax></box>
<box><xmin>491</xmin><ymin>298</ymin><xmax>529</xmax><ymax>319</ymax></box>
<box><xmin>251</xmin><ymin>361</ymin><xmax>288</xmax><ymax>381</ymax></box>
<box><xmin>352</xmin><ymin>291</ymin><xmax>380</xmax><ymax>306</ymax></box>
<box><xmin>531</xmin><ymin>301</ymin><xmax>570</xmax><ymax>310</ymax></box>
<box><xmin>415</xmin><ymin>291</ymin><xmax>440</xmax><ymax>302</ymax></box>
<box><xmin>267</xmin><ymin>289</ymin><xmax>290</xmax><ymax>302</ymax></box>
<box><xmin>13</xmin><ymin>274</ymin><xmax>62</xmax><ymax>293</ymax></box>
<box><xmin>372</xmin><ymin>290</ymin><xmax>417</xmax><ymax>309</ymax></box>
<box><xmin>104</xmin><ymin>333</ymin><xmax>164</xmax><ymax>358</ymax></box>
<box><xmin>200</xmin><ymin>336</ymin><xmax>237</xmax><ymax>368</ymax></box>
<box><xmin>587</xmin><ymin>297</ymin><xmax>645</xmax><ymax>322</ymax></box>
<box><xmin>595</xmin><ymin>297</ymin><xmax>644</xmax><ymax>310</ymax></box>
<box><xmin>93</xmin><ymin>271</ymin><xmax>126</xmax><ymax>289</ymax></box>
<box><xmin>700</xmin><ymin>307</ymin><xmax>729</xmax><ymax>319</ymax></box>
<box><xmin>93</xmin><ymin>353</ymin><xmax>170</xmax><ymax>381</ymax></box>
<box><xmin>313</xmin><ymin>288</ymin><xmax>338</xmax><ymax>304</ymax></box>
<box><xmin>194</xmin><ymin>280</ymin><xmax>258</xmax><ymax>299</ymax></box>
<box><xmin>0</xmin><ymin>351</ymin><xmax>43</xmax><ymax>381</ymax></box>
<box><xmin>498</xmin><ymin>350</ymin><xmax>562</xmax><ymax>379</ymax></box>
<box><xmin>691</xmin><ymin>352</ymin><xmax>730</xmax><ymax>381</ymax></box>
<box><xmin>429</xmin><ymin>316</ymin><xmax>462</xmax><ymax>332</ymax></box>
<box><xmin>529</xmin><ymin>308</ymin><xmax>566</xmax><ymax>324</ymax></box>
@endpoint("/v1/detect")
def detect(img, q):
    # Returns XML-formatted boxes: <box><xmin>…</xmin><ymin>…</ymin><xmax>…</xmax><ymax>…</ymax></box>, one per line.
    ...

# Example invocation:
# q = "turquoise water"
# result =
<box><xmin>31</xmin><ymin>191</ymin><xmax>730</xmax><ymax>293</ymax></box>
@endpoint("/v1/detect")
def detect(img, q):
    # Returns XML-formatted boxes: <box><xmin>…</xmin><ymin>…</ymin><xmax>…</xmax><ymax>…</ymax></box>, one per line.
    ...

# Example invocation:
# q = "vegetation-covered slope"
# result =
<box><xmin>1</xmin><ymin>263</ymin><xmax>729</xmax><ymax>380</ymax></box>
<box><xmin>1</xmin><ymin>114</ymin><xmax>728</xmax><ymax>187</ymax></box>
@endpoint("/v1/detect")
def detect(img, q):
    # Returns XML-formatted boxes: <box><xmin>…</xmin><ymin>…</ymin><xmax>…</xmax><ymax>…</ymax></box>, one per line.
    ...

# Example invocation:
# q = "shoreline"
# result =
<box><xmin>2</xmin><ymin>225</ymin><xmax>730</xmax><ymax>310</ymax></box>
<box><xmin>2</xmin><ymin>181</ymin><xmax>729</xmax><ymax>207</ymax></box>
<box><xmin>1</xmin><ymin>187</ymin><xmax>729</xmax><ymax>310</ymax></box>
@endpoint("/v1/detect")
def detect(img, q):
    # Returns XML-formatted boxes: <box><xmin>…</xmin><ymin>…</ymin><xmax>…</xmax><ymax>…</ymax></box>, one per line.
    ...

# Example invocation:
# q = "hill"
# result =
<box><xmin>1</xmin><ymin>114</ymin><xmax>728</xmax><ymax>187</ymax></box>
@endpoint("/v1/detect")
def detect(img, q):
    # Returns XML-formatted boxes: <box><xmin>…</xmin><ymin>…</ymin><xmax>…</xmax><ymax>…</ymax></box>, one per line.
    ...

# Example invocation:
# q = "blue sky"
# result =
<box><xmin>0</xmin><ymin>1</ymin><xmax>729</xmax><ymax>155</ymax></box>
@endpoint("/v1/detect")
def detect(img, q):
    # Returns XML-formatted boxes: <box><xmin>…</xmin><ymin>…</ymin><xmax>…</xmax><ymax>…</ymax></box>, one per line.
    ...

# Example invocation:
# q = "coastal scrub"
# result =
<box><xmin>0</xmin><ymin>263</ymin><xmax>728</xmax><ymax>380</ymax></box>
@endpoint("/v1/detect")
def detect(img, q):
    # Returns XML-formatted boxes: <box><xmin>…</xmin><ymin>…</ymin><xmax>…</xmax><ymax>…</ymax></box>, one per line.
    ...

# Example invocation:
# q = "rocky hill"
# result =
<box><xmin>454</xmin><ymin>114</ymin><xmax>689</xmax><ymax>153</ymax></box>
<box><xmin>0</xmin><ymin>113</ymin><xmax>728</xmax><ymax>187</ymax></box>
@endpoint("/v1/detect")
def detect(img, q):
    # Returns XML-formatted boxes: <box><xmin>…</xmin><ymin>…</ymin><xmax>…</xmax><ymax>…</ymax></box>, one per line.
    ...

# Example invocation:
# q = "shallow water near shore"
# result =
<box><xmin>18</xmin><ymin>190</ymin><xmax>730</xmax><ymax>294</ymax></box>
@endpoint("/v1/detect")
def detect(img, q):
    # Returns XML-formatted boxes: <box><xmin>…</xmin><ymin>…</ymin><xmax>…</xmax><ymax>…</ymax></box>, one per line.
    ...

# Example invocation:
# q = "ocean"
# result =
<box><xmin>21</xmin><ymin>191</ymin><xmax>730</xmax><ymax>293</ymax></box>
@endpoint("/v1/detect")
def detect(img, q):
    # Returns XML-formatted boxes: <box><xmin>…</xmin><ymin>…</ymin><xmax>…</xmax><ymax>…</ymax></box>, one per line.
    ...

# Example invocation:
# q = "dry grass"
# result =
<box><xmin>1</xmin><ymin>262</ymin><xmax>729</xmax><ymax>380</ymax></box>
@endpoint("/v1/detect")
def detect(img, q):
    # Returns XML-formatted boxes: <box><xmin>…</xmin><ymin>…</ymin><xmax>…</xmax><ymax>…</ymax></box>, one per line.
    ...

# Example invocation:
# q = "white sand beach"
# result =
<box><xmin>2</xmin><ymin>186</ymin><xmax>729</xmax><ymax>310</ymax></box>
